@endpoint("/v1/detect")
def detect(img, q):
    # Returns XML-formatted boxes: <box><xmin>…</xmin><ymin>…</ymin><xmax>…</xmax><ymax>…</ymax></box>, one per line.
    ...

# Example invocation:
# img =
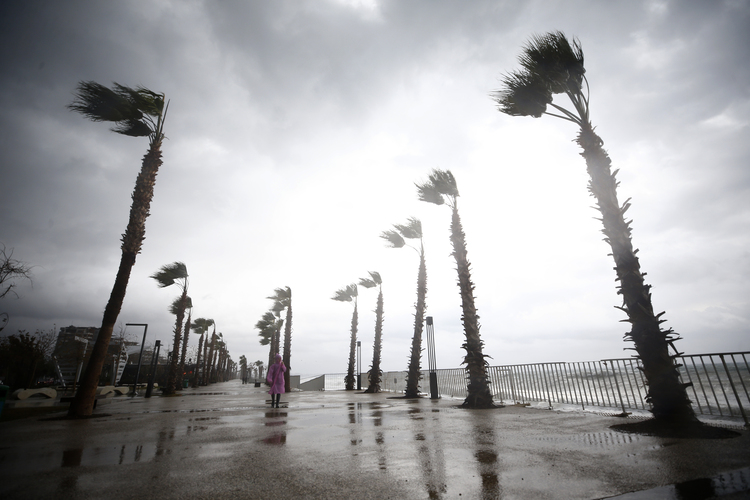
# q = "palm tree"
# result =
<box><xmin>66</xmin><ymin>81</ymin><xmax>168</xmax><ymax>417</ymax></box>
<box><xmin>332</xmin><ymin>284</ymin><xmax>359</xmax><ymax>390</ymax></box>
<box><xmin>255</xmin><ymin>360</ymin><xmax>265</xmax><ymax>381</ymax></box>
<box><xmin>190</xmin><ymin>317</ymin><xmax>213</xmax><ymax>387</ymax></box>
<box><xmin>493</xmin><ymin>31</ymin><xmax>694</xmax><ymax>423</ymax></box>
<box><xmin>359</xmin><ymin>272</ymin><xmax>384</xmax><ymax>393</ymax></box>
<box><xmin>239</xmin><ymin>355</ymin><xmax>247</xmax><ymax>383</ymax></box>
<box><xmin>268</xmin><ymin>287</ymin><xmax>293</xmax><ymax>392</ymax></box>
<box><xmin>176</xmin><ymin>297</ymin><xmax>192</xmax><ymax>391</ymax></box>
<box><xmin>382</xmin><ymin>218</ymin><xmax>427</xmax><ymax>398</ymax></box>
<box><xmin>151</xmin><ymin>262</ymin><xmax>189</xmax><ymax>395</ymax></box>
<box><xmin>256</xmin><ymin>311</ymin><xmax>282</xmax><ymax>373</ymax></box>
<box><xmin>417</xmin><ymin>170</ymin><xmax>494</xmax><ymax>409</ymax></box>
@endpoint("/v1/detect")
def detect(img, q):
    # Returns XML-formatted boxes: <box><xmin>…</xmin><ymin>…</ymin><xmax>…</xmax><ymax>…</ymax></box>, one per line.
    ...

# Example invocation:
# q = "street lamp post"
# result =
<box><xmin>126</xmin><ymin>323</ymin><xmax>148</xmax><ymax>397</ymax></box>
<box><xmin>145</xmin><ymin>339</ymin><xmax>161</xmax><ymax>398</ymax></box>
<box><xmin>356</xmin><ymin>340</ymin><xmax>362</xmax><ymax>391</ymax></box>
<box><xmin>426</xmin><ymin>316</ymin><xmax>439</xmax><ymax>399</ymax></box>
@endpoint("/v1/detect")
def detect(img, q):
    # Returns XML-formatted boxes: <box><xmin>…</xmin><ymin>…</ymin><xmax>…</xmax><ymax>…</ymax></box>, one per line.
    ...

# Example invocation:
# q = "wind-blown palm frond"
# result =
<box><xmin>332</xmin><ymin>283</ymin><xmax>357</xmax><ymax>302</ymax></box>
<box><xmin>150</xmin><ymin>262</ymin><xmax>188</xmax><ymax>288</ymax></box>
<box><xmin>169</xmin><ymin>295</ymin><xmax>192</xmax><ymax>315</ymax></box>
<box><xmin>267</xmin><ymin>287</ymin><xmax>291</xmax><ymax>307</ymax></box>
<box><xmin>394</xmin><ymin>217</ymin><xmax>422</xmax><ymax>240</ymax></box>
<box><xmin>381</xmin><ymin>230</ymin><xmax>405</xmax><ymax>248</ymax></box>
<box><xmin>493</xmin><ymin>70</ymin><xmax>552</xmax><ymax>118</ymax></box>
<box><xmin>68</xmin><ymin>81</ymin><xmax>166</xmax><ymax>140</ymax></box>
<box><xmin>519</xmin><ymin>31</ymin><xmax>585</xmax><ymax>94</ymax></box>
<box><xmin>359</xmin><ymin>271</ymin><xmax>381</xmax><ymax>289</ymax></box>
<box><xmin>416</xmin><ymin>169</ymin><xmax>459</xmax><ymax>206</ymax></box>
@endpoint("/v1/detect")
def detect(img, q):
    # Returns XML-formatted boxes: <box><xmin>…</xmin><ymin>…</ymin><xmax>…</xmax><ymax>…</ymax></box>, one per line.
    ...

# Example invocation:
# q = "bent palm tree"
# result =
<box><xmin>256</xmin><ymin>310</ymin><xmax>282</xmax><ymax>373</ymax></box>
<box><xmin>268</xmin><ymin>287</ymin><xmax>293</xmax><ymax>392</ymax></box>
<box><xmin>67</xmin><ymin>81</ymin><xmax>168</xmax><ymax>417</ymax></box>
<box><xmin>151</xmin><ymin>262</ymin><xmax>189</xmax><ymax>395</ymax></box>
<box><xmin>493</xmin><ymin>31</ymin><xmax>694</xmax><ymax>423</ymax></box>
<box><xmin>332</xmin><ymin>284</ymin><xmax>359</xmax><ymax>390</ymax></box>
<box><xmin>190</xmin><ymin>317</ymin><xmax>213</xmax><ymax>387</ymax></box>
<box><xmin>359</xmin><ymin>272</ymin><xmax>384</xmax><ymax>393</ymax></box>
<box><xmin>417</xmin><ymin>170</ymin><xmax>494</xmax><ymax>409</ymax></box>
<box><xmin>382</xmin><ymin>218</ymin><xmax>427</xmax><ymax>398</ymax></box>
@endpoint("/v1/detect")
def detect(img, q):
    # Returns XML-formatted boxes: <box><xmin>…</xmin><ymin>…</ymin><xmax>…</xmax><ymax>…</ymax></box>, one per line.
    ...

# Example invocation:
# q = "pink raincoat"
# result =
<box><xmin>267</xmin><ymin>356</ymin><xmax>286</xmax><ymax>395</ymax></box>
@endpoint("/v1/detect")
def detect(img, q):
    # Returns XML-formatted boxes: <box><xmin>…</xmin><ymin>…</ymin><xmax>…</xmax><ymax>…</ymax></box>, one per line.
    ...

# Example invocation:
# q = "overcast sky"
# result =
<box><xmin>1</xmin><ymin>0</ymin><xmax>748</xmax><ymax>377</ymax></box>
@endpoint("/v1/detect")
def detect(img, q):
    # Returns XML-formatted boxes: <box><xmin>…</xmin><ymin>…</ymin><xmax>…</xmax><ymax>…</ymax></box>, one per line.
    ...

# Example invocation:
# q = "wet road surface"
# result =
<box><xmin>1</xmin><ymin>380</ymin><xmax>748</xmax><ymax>499</ymax></box>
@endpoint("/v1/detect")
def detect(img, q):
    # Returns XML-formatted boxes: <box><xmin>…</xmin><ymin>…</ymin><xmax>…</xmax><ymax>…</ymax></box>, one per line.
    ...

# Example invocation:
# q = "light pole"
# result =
<box><xmin>126</xmin><ymin>323</ymin><xmax>148</xmax><ymax>397</ymax></box>
<box><xmin>426</xmin><ymin>316</ymin><xmax>439</xmax><ymax>399</ymax></box>
<box><xmin>145</xmin><ymin>340</ymin><xmax>161</xmax><ymax>398</ymax></box>
<box><xmin>356</xmin><ymin>340</ymin><xmax>362</xmax><ymax>391</ymax></box>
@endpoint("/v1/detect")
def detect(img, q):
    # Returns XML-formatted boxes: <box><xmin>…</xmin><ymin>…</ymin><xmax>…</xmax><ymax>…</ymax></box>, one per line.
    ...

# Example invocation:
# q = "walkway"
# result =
<box><xmin>1</xmin><ymin>380</ymin><xmax>748</xmax><ymax>499</ymax></box>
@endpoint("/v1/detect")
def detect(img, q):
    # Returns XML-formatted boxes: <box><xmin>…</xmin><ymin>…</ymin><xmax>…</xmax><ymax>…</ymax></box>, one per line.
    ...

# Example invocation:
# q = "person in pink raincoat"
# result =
<box><xmin>266</xmin><ymin>353</ymin><xmax>286</xmax><ymax>408</ymax></box>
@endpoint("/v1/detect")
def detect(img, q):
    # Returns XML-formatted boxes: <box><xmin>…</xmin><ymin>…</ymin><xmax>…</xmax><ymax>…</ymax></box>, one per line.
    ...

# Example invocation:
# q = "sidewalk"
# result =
<box><xmin>1</xmin><ymin>380</ymin><xmax>748</xmax><ymax>499</ymax></box>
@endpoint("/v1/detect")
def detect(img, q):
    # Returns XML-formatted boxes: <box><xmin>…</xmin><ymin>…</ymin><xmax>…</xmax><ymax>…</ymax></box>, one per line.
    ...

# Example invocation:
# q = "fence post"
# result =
<box><xmin>720</xmin><ymin>354</ymin><xmax>749</xmax><ymax>426</ymax></box>
<box><xmin>605</xmin><ymin>360</ymin><xmax>630</xmax><ymax>417</ymax></box>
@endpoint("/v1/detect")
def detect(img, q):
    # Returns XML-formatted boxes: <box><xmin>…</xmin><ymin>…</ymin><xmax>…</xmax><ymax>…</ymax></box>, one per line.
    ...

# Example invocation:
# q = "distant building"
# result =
<box><xmin>52</xmin><ymin>326</ymin><xmax>137</xmax><ymax>387</ymax></box>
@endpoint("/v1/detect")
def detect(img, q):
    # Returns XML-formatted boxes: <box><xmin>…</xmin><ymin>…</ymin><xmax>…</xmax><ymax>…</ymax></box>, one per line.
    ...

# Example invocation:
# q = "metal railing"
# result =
<box><xmin>318</xmin><ymin>352</ymin><xmax>750</xmax><ymax>424</ymax></box>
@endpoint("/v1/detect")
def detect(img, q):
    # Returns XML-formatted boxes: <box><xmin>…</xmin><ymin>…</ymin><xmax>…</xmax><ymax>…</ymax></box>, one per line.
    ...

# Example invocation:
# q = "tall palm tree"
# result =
<box><xmin>359</xmin><ymin>272</ymin><xmax>384</xmax><ymax>393</ymax></box>
<box><xmin>256</xmin><ymin>311</ymin><xmax>282</xmax><ymax>373</ymax></box>
<box><xmin>493</xmin><ymin>31</ymin><xmax>694</xmax><ymax>423</ymax></box>
<box><xmin>417</xmin><ymin>170</ymin><xmax>494</xmax><ymax>409</ymax></box>
<box><xmin>382</xmin><ymin>218</ymin><xmax>427</xmax><ymax>398</ymax></box>
<box><xmin>67</xmin><ymin>81</ymin><xmax>168</xmax><ymax>417</ymax></box>
<box><xmin>239</xmin><ymin>355</ymin><xmax>247</xmax><ymax>383</ymax></box>
<box><xmin>176</xmin><ymin>297</ymin><xmax>192</xmax><ymax>391</ymax></box>
<box><xmin>332</xmin><ymin>283</ymin><xmax>359</xmax><ymax>390</ymax></box>
<box><xmin>151</xmin><ymin>262</ymin><xmax>189</xmax><ymax>395</ymax></box>
<box><xmin>268</xmin><ymin>287</ymin><xmax>293</xmax><ymax>393</ymax></box>
<box><xmin>190</xmin><ymin>317</ymin><xmax>213</xmax><ymax>387</ymax></box>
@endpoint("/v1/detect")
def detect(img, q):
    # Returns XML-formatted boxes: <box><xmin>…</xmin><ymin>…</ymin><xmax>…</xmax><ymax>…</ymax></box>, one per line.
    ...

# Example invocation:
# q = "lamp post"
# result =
<box><xmin>145</xmin><ymin>340</ymin><xmax>161</xmax><ymax>398</ymax></box>
<box><xmin>426</xmin><ymin>316</ymin><xmax>439</xmax><ymax>399</ymax></box>
<box><xmin>356</xmin><ymin>340</ymin><xmax>362</xmax><ymax>391</ymax></box>
<box><xmin>126</xmin><ymin>323</ymin><xmax>148</xmax><ymax>397</ymax></box>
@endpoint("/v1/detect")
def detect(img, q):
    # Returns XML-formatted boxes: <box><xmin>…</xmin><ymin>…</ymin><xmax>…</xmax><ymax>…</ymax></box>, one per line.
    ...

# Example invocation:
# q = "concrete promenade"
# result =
<box><xmin>1</xmin><ymin>380</ymin><xmax>749</xmax><ymax>499</ymax></box>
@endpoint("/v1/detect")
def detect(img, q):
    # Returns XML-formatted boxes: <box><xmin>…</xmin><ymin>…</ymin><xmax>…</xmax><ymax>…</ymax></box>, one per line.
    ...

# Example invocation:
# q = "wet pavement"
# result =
<box><xmin>1</xmin><ymin>380</ymin><xmax>748</xmax><ymax>499</ymax></box>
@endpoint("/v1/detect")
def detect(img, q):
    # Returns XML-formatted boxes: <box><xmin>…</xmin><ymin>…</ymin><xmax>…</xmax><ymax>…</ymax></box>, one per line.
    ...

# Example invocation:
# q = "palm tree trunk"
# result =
<box><xmin>451</xmin><ymin>204</ymin><xmax>494</xmax><ymax>409</ymax></box>
<box><xmin>201</xmin><ymin>336</ymin><xmax>209</xmax><ymax>385</ymax></box>
<box><xmin>405</xmin><ymin>248</ymin><xmax>427</xmax><ymax>398</ymax></box>
<box><xmin>164</xmin><ymin>290</ymin><xmax>187</xmax><ymax>395</ymax></box>
<box><xmin>283</xmin><ymin>300</ymin><xmax>293</xmax><ymax>393</ymax></box>
<box><xmin>193</xmin><ymin>333</ymin><xmax>204</xmax><ymax>387</ymax></box>
<box><xmin>577</xmin><ymin>125</ymin><xmax>695</xmax><ymax>422</ymax></box>
<box><xmin>345</xmin><ymin>302</ymin><xmax>358</xmax><ymax>390</ymax></box>
<box><xmin>68</xmin><ymin>139</ymin><xmax>162</xmax><ymax>417</ymax></box>
<box><xmin>177</xmin><ymin>313</ymin><xmax>191</xmax><ymax>391</ymax></box>
<box><xmin>365</xmin><ymin>288</ymin><xmax>384</xmax><ymax>393</ymax></box>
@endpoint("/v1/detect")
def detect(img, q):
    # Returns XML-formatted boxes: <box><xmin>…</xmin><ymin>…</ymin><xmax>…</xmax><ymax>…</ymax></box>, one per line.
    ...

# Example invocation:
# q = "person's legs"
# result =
<box><xmin>274</xmin><ymin>393</ymin><xmax>281</xmax><ymax>407</ymax></box>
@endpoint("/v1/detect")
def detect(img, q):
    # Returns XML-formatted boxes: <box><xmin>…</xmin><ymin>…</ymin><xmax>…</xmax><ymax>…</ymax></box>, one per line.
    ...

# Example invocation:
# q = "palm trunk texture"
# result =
<box><xmin>451</xmin><ymin>205</ymin><xmax>494</xmax><ymax>409</ymax></box>
<box><xmin>283</xmin><ymin>300</ymin><xmax>293</xmax><ymax>393</ymax></box>
<box><xmin>193</xmin><ymin>333</ymin><xmax>204</xmax><ymax>387</ymax></box>
<box><xmin>365</xmin><ymin>288</ymin><xmax>384</xmax><ymax>393</ymax></box>
<box><xmin>405</xmin><ymin>249</ymin><xmax>427</xmax><ymax>398</ymax></box>
<box><xmin>68</xmin><ymin>139</ymin><xmax>163</xmax><ymax>417</ymax></box>
<box><xmin>178</xmin><ymin>313</ymin><xmax>191</xmax><ymax>391</ymax></box>
<box><xmin>345</xmin><ymin>303</ymin><xmax>358</xmax><ymax>390</ymax></box>
<box><xmin>163</xmin><ymin>291</ymin><xmax>187</xmax><ymax>395</ymax></box>
<box><xmin>578</xmin><ymin>125</ymin><xmax>695</xmax><ymax>422</ymax></box>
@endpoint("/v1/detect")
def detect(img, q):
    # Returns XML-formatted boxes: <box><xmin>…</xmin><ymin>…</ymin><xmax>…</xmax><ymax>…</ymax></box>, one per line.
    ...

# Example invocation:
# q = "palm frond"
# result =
<box><xmin>150</xmin><ymin>262</ymin><xmax>188</xmax><ymax>288</ymax></box>
<box><xmin>416</xmin><ymin>181</ymin><xmax>444</xmax><ymax>205</ymax></box>
<box><xmin>68</xmin><ymin>80</ymin><xmax>165</xmax><ymax>139</ymax></box>
<box><xmin>381</xmin><ymin>230</ymin><xmax>405</xmax><ymax>248</ymax></box>
<box><xmin>359</xmin><ymin>278</ymin><xmax>376</xmax><ymax>289</ymax></box>
<box><xmin>394</xmin><ymin>217</ymin><xmax>422</xmax><ymax>239</ymax></box>
<box><xmin>492</xmin><ymin>70</ymin><xmax>552</xmax><ymax>118</ymax></box>
<box><xmin>332</xmin><ymin>286</ymin><xmax>353</xmax><ymax>302</ymax></box>
<box><xmin>367</xmin><ymin>271</ymin><xmax>382</xmax><ymax>285</ymax></box>
<box><xmin>169</xmin><ymin>295</ymin><xmax>191</xmax><ymax>315</ymax></box>
<box><xmin>520</xmin><ymin>31</ymin><xmax>585</xmax><ymax>95</ymax></box>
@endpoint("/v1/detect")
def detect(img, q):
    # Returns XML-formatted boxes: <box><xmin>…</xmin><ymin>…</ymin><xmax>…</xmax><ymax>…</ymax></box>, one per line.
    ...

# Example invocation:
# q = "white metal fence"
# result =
<box><xmin>315</xmin><ymin>352</ymin><xmax>750</xmax><ymax>424</ymax></box>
